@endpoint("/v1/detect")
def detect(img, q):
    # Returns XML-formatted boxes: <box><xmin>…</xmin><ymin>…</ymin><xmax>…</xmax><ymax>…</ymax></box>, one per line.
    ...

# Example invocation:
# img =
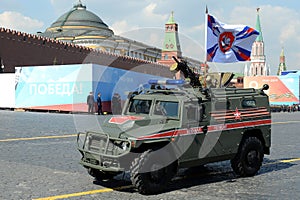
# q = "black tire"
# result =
<box><xmin>130</xmin><ymin>149</ymin><xmax>177</xmax><ymax>195</ymax></box>
<box><xmin>87</xmin><ymin>168</ymin><xmax>115</xmax><ymax>181</ymax></box>
<box><xmin>231</xmin><ymin>137</ymin><xmax>264</xmax><ymax>177</ymax></box>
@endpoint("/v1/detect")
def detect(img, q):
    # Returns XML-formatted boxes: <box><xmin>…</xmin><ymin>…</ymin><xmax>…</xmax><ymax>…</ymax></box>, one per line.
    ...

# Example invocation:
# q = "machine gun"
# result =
<box><xmin>171</xmin><ymin>56</ymin><xmax>235</xmax><ymax>90</ymax></box>
<box><xmin>171</xmin><ymin>56</ymin><xmax>202</xmax><ymax>89</ymax></box>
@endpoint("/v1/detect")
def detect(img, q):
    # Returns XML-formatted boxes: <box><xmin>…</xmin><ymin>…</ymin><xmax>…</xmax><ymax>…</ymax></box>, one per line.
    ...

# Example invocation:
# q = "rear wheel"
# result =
<box><xmin>231</xmin><ymin>137</ymin><xmax>264</xmax><ymax>177</ymax></box>
<box><xmin>130</xmin><ymin>149</ymin><xmax>177</xmax><ymax>194</ymax></box>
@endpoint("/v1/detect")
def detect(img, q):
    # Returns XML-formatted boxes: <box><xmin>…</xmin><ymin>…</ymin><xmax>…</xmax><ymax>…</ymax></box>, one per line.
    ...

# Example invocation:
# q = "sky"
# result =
<box><xmin>0</xmin><ymin>0</ymin><xmax>300</xmax><ymax>75</ymax></box>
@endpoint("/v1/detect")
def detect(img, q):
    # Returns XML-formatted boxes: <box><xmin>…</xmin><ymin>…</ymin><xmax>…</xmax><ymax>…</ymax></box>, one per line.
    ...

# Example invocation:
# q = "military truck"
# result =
<box><xmin>77</xmin><ymin>57</ymin><xmax>271</xmax><ymax>194</ymax></box>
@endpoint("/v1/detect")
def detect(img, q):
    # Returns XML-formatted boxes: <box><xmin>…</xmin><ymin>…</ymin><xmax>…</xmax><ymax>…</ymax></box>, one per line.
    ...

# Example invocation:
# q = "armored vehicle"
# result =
<box><xmin>77</xmin><ymin>57</ymin><xmax>271</xmax><ymax>194</ymax></box>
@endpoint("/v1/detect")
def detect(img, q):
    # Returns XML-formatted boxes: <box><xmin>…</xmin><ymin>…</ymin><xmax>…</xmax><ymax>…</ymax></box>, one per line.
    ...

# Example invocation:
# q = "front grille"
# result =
<box><xmin>89</xmin><ymin>135</ymin><xmax>107</xmax><ymax>153</ymax></box>
<box><xmin>84</xmin><ymin>132</ymin><xmax>130</xmax><ymax>157</ymax></box>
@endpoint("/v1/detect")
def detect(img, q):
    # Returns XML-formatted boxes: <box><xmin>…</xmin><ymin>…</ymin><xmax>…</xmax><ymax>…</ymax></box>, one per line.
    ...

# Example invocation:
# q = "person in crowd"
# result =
<box><xmin>87</xmin><ymin>91</ymin><xmax>95</xmax><ymax>114</ymax></box>
<box><xmin>112</xmin><ymin>93</ymin><xmax>122</xmax><ymax>115</ymax></box>
<box><xmin>97</xmin><ymin>92</ymin><xmax>103</xmax><ymax>115</ymax></box>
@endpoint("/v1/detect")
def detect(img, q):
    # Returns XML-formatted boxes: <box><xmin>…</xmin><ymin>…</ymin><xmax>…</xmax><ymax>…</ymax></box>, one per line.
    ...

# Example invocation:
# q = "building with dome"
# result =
<box><xmin>0</xmin><ymin>1</ymin><xmax>202</xmax><ymax>75</ymax></box>
<box><xmin>39</xmin><ymin>1</ymin><xmax>202</xmax><ymax>69</ymax></box>
<box><xmin>38</xmin><ymin>1</ymin><xmax>164</xmax><ymax>63</ymax></box>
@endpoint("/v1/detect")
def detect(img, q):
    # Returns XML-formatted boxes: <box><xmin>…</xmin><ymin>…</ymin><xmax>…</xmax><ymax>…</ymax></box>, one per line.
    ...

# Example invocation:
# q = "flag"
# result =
<box><xmin>206</xmin><ymin>14</ymin><xmax>259</xmax><ymax>63</ymax></box>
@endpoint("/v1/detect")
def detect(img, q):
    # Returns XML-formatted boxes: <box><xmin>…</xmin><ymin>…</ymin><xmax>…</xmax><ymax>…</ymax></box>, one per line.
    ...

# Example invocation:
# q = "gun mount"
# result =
<box><xmin>171</xmin><ymin>56</ymin><xmax>202</xmax><ymax>89</ymax></box>
<box><xmin>171</xmin><ymin>56</ymin><xmax>235</xmax><ymax>90</ymax></box>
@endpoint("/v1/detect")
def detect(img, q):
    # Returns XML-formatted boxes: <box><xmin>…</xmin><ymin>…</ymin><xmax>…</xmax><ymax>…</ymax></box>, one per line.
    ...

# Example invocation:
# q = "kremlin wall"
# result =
<box><xmin>0</xmin><ymin>2</ymin><xmax>299</xmax><ymax>112</ymax></box>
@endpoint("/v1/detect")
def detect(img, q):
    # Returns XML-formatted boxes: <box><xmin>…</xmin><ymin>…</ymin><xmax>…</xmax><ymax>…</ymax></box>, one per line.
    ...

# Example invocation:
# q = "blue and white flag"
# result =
<box><xmin>206</xmin><ymin>14</ymin><xmax>259</xmax><ymax>63</ymax></box>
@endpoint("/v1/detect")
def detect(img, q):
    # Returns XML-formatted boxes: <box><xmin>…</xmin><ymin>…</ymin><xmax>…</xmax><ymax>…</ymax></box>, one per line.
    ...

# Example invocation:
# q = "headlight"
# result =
<box><xmin>122</xmin><ymin>142</ymin><xmax>128</xmax><ymax>151</ymax></box>
<box><xmin>113</xmin><ymin>140</ymin><xmax>129</xmax><ymax>151</ymax></box>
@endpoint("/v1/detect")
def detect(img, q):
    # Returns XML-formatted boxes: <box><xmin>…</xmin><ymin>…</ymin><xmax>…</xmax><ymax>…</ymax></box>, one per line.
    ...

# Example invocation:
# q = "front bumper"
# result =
<box><xmin>77</xmin><ymin>131</ymin><xmax>131</xmax><ymax>172</ymax></box>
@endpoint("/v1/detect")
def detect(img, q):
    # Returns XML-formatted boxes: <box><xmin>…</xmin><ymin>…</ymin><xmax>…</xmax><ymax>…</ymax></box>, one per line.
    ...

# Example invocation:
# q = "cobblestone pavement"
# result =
<box><xmin>0</xmin><ymin>110</ymin><xmax>299</xmax><ymax>200</ymax></box>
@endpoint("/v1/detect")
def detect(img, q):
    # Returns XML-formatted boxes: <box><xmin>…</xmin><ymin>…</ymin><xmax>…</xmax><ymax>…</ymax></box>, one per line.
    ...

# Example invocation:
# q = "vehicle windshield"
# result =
<box><xmin>154</xmin><ymin>101</ymin><xmax>179</xmax><ymax>118</ymax></box>
<box><xmin>128</xmin><ymin>99</ymin><xmax>152</xmax><ymax>114</ymax></box>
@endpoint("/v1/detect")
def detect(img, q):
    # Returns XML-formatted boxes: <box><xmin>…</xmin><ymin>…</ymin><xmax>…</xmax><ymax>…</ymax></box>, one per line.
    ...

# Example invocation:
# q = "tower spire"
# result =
<box><xmin>255</xmin><ymin>8</ymin><xmax>263</xmax><ymax>42</ymax></box>
<box><xmin>167</xmin><ymin>11</ymin><xmax>176</xmax><ymax>24</ymax></box>
<box><xmin>249</xmin><ymin>8</ymin><xmax>266</xmax><ymax>76</ymax></box>
<box><xmin>277</xmin><ymin>47</ymin><xmax>287</xmax><ymax>75</ymax></box>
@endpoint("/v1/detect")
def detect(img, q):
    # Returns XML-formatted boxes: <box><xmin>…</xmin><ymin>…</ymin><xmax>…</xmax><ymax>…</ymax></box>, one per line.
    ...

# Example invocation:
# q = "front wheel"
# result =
<box><xmin>130</xmin><ymin>149</ymin><xmax>177</xmax><ymax>195</ymax></box>
<box><xmin>231</xmin><ymin>137</ymin><xmax>264</xmax><ymax>177</ymax></box>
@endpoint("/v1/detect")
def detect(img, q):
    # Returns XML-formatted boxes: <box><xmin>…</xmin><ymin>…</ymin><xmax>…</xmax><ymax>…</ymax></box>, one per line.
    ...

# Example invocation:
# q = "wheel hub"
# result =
<box><xmin>247</xmin><ymin>150</ymin><xmax>258</xmax><ymax>166</ymax></box>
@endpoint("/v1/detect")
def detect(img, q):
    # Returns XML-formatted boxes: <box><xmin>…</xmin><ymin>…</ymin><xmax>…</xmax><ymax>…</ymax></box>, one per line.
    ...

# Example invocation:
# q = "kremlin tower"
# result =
<box><xmin>248</xmin><ymin>8</ymin><xmax>269</xmax><ymax>76</ymax></box>
<box><xmin>277</xmin><ymin>47</ymin><xmax>287</xmax><ymax>75</ymax></box>
<box><xmin>157</xmin><ymin>12</ymin><xmax>183</xmax><ymax>79</ymax></box>
<box><xmin>158</xmin><ymin>12</ymin><xmax>182</xmax><ymax>66</ymax></box>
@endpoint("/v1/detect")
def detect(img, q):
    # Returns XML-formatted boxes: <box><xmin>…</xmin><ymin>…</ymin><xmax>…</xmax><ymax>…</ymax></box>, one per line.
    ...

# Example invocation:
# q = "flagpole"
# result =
<box><xmin>204</xmin><ymin>5</ymin><xmax>208</xmax><ymax>88</ymax></box>
<box><xmin>204</xmin><ymin>6</ymin><xmax>208</xmax><ymax>63</ymax></box>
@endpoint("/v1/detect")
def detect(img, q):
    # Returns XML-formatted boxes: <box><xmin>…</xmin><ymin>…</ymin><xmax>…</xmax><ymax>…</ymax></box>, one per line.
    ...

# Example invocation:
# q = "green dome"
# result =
<box><xmin>52</xmin><ymin>3</ymin><xmax>108</xmax><ymax>29</ymax></box>
<box><xmin>41</xmin><ymin>2</ymin><xmax>114</xmax><ymax>39</ymax></box>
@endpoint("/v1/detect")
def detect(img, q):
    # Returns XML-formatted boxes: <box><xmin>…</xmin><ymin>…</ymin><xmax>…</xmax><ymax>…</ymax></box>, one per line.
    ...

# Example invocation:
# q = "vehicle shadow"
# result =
<box><xmin>93</xmin><ymin>157</ymin><xmax>296</xmax><ymax>194</ymax></box>
<box><xmin>165</xmin><ymin>158</ymin><xmax>296</xmax><ymax>193</ymax></box>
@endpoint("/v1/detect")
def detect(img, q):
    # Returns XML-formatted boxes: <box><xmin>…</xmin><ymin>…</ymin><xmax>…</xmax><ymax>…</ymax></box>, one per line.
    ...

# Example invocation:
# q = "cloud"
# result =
<box><xmin>141</xmin><ymin>3</ymin><xmax>168</xmax><ymax>25</ymax></box>
<box><xmin>143</xmin><ymin>3</ymin><xmax>160</xmax><ymax>18</ymax></box>
<box><xmin>0</xmin><ymin>11</ymin><xmax>44</xmax><ymax>33</ymax></box>
<box><xmin>110</xmin><ymin>2</ymin><xmax>169</xmax><ymax>48</ymax></box>
<box><xmin>111</xmin><ymin>20</ymin><xmax>138</xmax><ymax>35</ymax></box>
<box><xmin>118</xmin><ymin>28</ymin><xmax>164</xmax><ymax>48</ymax></box>
<box><xmin>280</xmin><ymin>20</ymin><xmax>300</xmax><ymax>48</ymax></box>
<box><xmin>111</xmin><ymin>20</ymin><xmax>128</xmax><ymax>35</ymax></box>
<box><xmin>276</xmin><ymin>10</ymin><xmax>300</xmax><ymax>44</ymax></box>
